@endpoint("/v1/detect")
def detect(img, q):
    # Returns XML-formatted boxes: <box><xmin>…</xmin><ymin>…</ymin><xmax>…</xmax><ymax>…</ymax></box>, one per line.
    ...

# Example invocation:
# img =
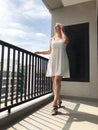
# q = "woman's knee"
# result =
<box><xmin>54</xmin><ymin>76</ymin><xmax>62</xmax><ymax>85</ymax></box>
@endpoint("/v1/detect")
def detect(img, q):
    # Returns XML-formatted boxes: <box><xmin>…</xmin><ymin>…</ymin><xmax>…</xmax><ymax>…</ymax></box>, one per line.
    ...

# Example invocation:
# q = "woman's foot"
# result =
<box><xmin>51</xmin><ymin>106</ymin><xmax>58</xmax><ymax>115</ymax></box>
<box><xmin>58</xmin><ymin>101</ymin><xmax>62</xmax><ymax>108</ymax></box>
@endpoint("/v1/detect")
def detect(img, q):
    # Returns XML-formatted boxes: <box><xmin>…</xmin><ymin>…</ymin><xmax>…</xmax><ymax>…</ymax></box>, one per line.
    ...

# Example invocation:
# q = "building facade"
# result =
<box><xmin>42</xmin><ymin>0</ymin><xmax>98</xmax><ymax>99</ymax></box>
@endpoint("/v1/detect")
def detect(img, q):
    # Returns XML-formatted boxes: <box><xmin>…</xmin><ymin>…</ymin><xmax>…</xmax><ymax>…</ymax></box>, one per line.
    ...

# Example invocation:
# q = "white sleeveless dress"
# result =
<box><xmin>46</xmin><ymin>39</ymin><xmax>70</xmax><ymax>78</ymax></box>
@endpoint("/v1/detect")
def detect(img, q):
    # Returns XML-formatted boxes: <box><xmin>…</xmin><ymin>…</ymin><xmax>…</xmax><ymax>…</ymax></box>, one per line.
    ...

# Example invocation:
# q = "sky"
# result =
<box><xmin>0</xmin><ymin>0</ymin><xmax>51</xmax><ymax>57</ymax></box>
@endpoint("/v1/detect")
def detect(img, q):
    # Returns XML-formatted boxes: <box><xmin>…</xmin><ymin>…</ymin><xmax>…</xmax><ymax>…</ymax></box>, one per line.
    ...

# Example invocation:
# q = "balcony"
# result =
<box><xmin>0</xmin><ymin>40</ymin><xmax>98</xmax><ymax>130</ymax></box>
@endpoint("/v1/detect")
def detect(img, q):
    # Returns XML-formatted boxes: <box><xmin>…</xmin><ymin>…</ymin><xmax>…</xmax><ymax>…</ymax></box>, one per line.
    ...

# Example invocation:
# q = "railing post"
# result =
<box><xmin>0</xmin><ymin>45</ymin><xmax>4</xmax><ymax>108</ymax></box>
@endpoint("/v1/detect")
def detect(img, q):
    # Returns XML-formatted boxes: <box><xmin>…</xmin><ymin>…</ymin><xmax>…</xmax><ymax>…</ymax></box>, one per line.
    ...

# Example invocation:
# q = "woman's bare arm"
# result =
<box><xmin>34</xmin><ymin>39</ymin><xmax>52</xmax><ymax>55</ymax></box>
<box><xmin>60</xmin><ymin>26</ymin><xmax>69</xmax><ymax>44</ymax></box>
<box><xmin>35</xmin><ymin>50</ymin><xmax>51</xmax><ymax>55</ymax></box>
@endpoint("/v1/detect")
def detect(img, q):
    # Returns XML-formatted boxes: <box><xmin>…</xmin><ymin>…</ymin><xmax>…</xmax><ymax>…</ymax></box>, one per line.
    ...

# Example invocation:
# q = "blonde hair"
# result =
<box><xmin>54</xmin><ymin>23</ymin><xmax>64</xmax><ymax>29</ymax></box>
<box><xmin>53</xmin><ymin>22</ymin><xmax>68</xmax><ymax>41</ymax></box>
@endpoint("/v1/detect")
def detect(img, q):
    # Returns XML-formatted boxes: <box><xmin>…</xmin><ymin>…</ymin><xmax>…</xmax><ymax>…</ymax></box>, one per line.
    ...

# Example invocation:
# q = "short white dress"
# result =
<box><xmin>46</xmin><ymin>38</ymin><xmax>70</xmax><ymax>78</ymax></box>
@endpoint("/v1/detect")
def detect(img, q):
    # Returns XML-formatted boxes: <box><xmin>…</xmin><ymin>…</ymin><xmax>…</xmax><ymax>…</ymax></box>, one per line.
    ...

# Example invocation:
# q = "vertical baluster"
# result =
<box><xmin>46</xmin><ymin>60</ymin><xmax>48</xmax><ymax>93</ymax></box>
<box><xmin>39</xmin><ymin>58</ymin><xmax>41</xmax><ymax>95</ymax></box>
<box><xmin>34</xmin><ymin>56</ymin><xmax>37</xmax><ymax>97</ymax></box>
<box><xmin>38</xmin><ymin>57</ymin><xmax>40</xmax><ymax>96</ymax></box>
<box><xmin>24</xmin><ymin>54</ymin><xmax>28</xmax><ymax>100</ymax></box>
<box><xmin>41</xmin><ymin>59</ymin><xmax>43</xmax><ymax>95</ymax></box>
<box><xmin>36</xmin><ymin>57</ymin><xmax>39</xmax><ymax>96</ymax></box>
<box><xmin>11</xmin><ymin>49</ymin><xmax>15</xmax><ymax>105</ymax></box>
<box><xmin>16</xmin><ymin>51</ymin><xmax>20</xmax><ymax>103</ymax></box>
<box><xmin>40</xmin><ymin>58</ymin><xmax>41</xmax><ymax>95</ymax></box>
<box><xmin>43</xmin><ymin>59</ymin><xmax>45</xmax><ymax>94</ymax></box>
<box><xmin>45</xmin><ymin>60</ymin><xmax>47</xmax><ymax>93</ymax></box>
<box><xmin>0</xmin><ymin>45</ymin><xmax>4</xmax><ymax>108</ymax></box>
<box><xmin>44</xmin><ymin>60</ymin><xmax>46</xmax><ymax>94</ymax></box>
<box><xmin>36</xmin><ymin>57</ymin><xmax>38</xmax><ymax>96</ymax></box>
<box><xmin>44</xmin><ymin>60</ymin><xmax>46</xmax><ymax>93</ymax></box>
<box><xmin>28</xmin><ymin>54</ymin><xmax>31</xmax><ymax>99</ymax></box>
<box><xmin>31</xmin><ymin>55</ymin><xmax>34</xmax><ymax>97</ymax></box>
<box><xmin>20</xmin><ymin>52</ymin><xmax>24</xmax><ymax>101</ymax></box>
<box><xmin>5</xmin><ymin>47</ymin><xmax>10</xmax><ymax>106</ymax></box>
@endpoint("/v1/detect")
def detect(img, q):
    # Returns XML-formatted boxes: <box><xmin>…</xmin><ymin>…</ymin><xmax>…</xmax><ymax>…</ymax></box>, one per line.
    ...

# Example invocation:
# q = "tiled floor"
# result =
<box><xmin>3</xmin><ymin>98</ymin><xmax>98</xmax><ymax>130</ymax></box>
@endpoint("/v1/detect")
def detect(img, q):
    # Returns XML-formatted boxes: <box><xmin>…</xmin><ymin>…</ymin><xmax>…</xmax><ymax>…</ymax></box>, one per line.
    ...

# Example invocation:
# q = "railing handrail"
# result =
<box><xmin>0</xmin><ymin>40</ymin><xmax>48</xmax><ymax>60</ymax></box>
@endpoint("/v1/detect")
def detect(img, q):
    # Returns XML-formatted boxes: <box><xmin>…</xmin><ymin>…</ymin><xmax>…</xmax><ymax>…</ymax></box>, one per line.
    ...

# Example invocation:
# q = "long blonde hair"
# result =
<box><xmin>54</xmin><ymin>23</ymin><xmax>64</xmax><ymax>37</ymax></box>
<box><xmin>54</xmin><ymin>23</ymin><xmax>64</xmax><ymax>29</ymax></box>
<box><xmin>53</xmin><ymin>23</ymin><xmax>69</xmax><ymax>43</ymax></box>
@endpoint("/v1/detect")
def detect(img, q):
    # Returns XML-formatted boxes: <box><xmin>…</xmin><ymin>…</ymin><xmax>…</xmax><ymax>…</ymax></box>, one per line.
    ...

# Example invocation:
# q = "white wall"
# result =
<box><xmin>51</xmin><ymin>1</ymin><xmax>98</xmax><ymax>99</ymax></box>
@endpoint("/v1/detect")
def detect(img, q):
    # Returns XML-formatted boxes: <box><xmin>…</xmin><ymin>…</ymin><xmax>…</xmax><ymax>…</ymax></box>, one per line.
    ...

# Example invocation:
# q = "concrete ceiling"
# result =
<box><xmin>42</xmin><ymin>0</ymin><xmax>95</xmax><ymax>11</ymax></box>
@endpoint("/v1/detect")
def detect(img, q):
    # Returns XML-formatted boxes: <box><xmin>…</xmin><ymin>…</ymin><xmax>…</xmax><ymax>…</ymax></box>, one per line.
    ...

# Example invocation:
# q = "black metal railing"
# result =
<box><xmin>0</xmin><ymin>40</ymin><xmax>52</xmax><ymax>113</ymax></box>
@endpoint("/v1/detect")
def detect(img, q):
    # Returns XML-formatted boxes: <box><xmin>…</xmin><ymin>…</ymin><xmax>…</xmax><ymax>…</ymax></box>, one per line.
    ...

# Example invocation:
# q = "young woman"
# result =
<box><xmin>35</xmin><ymin>23</ymin><xmax>70</xmax><ymax>115</ymax></box>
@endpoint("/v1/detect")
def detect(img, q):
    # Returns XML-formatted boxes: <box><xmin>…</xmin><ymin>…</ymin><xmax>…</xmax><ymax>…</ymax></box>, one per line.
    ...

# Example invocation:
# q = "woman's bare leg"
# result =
<box><xmin>52</xmin><ymin>76</ymin><xmax>55</xmax><ymax>95</ymax></box>
<box><xmin>52</xmin><ymin>76</ymin><xmax>62</xmax><ymax>106</ymax></box>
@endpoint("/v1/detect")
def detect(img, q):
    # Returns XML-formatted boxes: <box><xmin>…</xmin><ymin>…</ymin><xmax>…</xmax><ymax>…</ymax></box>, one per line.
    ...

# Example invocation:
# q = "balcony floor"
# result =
<box><xmin>4</xmin><ymin>97</ymin><xmax>98</xmax><ymax>130</ymax></box>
